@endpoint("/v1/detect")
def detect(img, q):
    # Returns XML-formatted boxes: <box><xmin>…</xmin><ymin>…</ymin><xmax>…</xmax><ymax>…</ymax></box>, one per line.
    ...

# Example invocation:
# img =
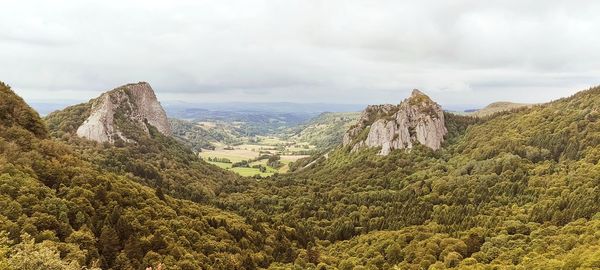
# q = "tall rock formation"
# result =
<box><xmin>343</xmin><ymin>89</ymin><xmax>447</xmax><ymax>155</ymax></box>
<box><xmin>76</xmin><ymin>82</ymin><xmax>172</xmax><ymax>143</ymax></box>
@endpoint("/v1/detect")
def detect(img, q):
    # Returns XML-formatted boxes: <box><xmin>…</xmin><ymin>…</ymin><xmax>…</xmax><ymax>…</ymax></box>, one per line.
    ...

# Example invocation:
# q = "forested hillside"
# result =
<box><xmin>0</xmin><ymin>82</ymin><xmax>286</xmax><ymax>269</ymax></box>
<box><xmin>4</xmin><ymin>80</ymin><xmax>600</xmax><ymax>270</ymax></box>
<box><xmin>288</xmin><ymin>112</ymin><xmax>360</xmax><ymax>150</ymax></box>
<box><xmin>216</xmin><ymin>87</ymin><xmax>600</xmax><ymax>269</ymax></box>
<box><xmin>45</xmin><ymin>93</ymin><xmax>248</xmax><ymax>203</ymax></box>
<box><xmin>469</xmin><ymin>102</ymin><xmax>534</xmax><ymax>118</ymax></box>
<box><xmin>169</xmin><ymin>118</ymin><xmax>237</xmax><ymax>151</ymax></box>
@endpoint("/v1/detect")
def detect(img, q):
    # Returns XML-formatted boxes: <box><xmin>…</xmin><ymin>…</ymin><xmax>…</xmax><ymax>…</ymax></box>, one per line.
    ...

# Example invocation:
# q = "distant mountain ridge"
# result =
<box><xmin>163</xmin><ymin>101</ymin><xmax>365</xmax><ymax>115</ymax></box>
<box><xmin>469</xmin><ymin>101</ymin><xmax>534</xmax><ymax>117</ymax></box>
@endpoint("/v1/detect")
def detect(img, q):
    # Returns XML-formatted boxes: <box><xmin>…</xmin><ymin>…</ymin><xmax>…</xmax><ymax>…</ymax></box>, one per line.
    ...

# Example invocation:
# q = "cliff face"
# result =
<box><xmin>76</xmin><ymin>82</ymin><xmax>172</xmax><ymax>143</ymax></box>
<box><xmin>343</xmin><ymin>90</ymin><xmax>447</xmax><ymax>155</ymax></box>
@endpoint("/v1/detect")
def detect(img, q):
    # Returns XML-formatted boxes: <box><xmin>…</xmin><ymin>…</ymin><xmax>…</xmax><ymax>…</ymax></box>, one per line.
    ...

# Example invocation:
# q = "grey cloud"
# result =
<box><xmin>1</xmin><ymin>0</ymin><xmax>600</xmax><ymax>108</ymax></box>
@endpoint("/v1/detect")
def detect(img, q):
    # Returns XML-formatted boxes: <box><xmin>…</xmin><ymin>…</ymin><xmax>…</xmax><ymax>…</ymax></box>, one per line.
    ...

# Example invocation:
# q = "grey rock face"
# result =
<box><xmin>76</xmin><ymin>82</ymin><xmax>172</xmax><ymax>143</ymax></box>
<box><xmin>343</xmin><ymin>89</ymin><xmax>447</xmax><ymax>155</ymax></box>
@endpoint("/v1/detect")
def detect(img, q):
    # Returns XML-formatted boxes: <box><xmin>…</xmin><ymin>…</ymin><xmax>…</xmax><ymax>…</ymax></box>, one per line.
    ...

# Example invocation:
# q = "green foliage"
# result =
<box><xmin>0</xmin><ymin>82</ymin><xmax>47</xmax><ymax>138</ymax></box>
<box><xmin>0</xmin><ymin>83</ymin><xmax>283</xmax><ymax>269</ymax></box>
<box><xmin>216</xmin><ymin>85</ymin><xmax>600</xmax><ymax>269</ymax></box>
<box><xmin>169</xmin><ymin>118</ymin><xmax>236</xmax><ymax>151</ymax></box>
<box><xmin>290</xmin><ymin>112</ymin><xmax>360</xmax><ymax>150</ymax></box>
<box><xmin>470</xmin><ymin>101</ymin><xmax>533</xmax><ymax>118</ymax></box>
<box><xmin>46</xmin><ymin>106</ymin><xmax>244</xmax><ymax>203</ymax></box>
<box><xmin>2</xmin><ymin>233</ymin><xmax>88</xmax><ymax>270</ymax></box>
<box><xmin>44</xmin><ymin>102</ymin><xmax>91</xmax><ymax>138</ymax></box>
<box><xmin>5</xmin><ymin>80</ymin><xmax>600</xmax><ymax>269</ymax></box>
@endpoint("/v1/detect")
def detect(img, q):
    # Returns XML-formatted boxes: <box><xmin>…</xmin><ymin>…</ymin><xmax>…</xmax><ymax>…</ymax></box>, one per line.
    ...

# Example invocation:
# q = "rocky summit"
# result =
<box><xmin>76</xmin><ymin>82</ymin><xmax>171</xmax><ymax>143</ymax></box>
<box><xmin>343</xmin><ymin>89</ymin><xmax>447</xmax><ymax>155</ymax></box>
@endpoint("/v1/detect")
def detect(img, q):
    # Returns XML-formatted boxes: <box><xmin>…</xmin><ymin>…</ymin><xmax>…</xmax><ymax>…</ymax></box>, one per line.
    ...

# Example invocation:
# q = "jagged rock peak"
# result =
<box><xmin>411</xmin><ymin>89</ymin><xmax>425</xmax><ymax>97</ymax></box>
<box><xmin>343</xmin><ymin>90</ymin><xmax>447</xmax><ymax>155</ymax></box>
<box><xmin>76</xmin><ymin>82</ymin><xmax>172</xmax><ymax>144</ymax></box>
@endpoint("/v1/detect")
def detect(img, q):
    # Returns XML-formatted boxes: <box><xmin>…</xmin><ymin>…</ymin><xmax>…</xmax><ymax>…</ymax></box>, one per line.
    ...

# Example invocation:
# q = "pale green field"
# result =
<box><xmin>199</xmin><ymin>135</ymin><xmax>315</xmax><ymax>177</ymax></box>
<box><xmin>207</xmin><ymin>160</ymin><xmax>277</xmax><ymax>177</ymax></box>
<box><xmin>231</xmin><ymin>167</ymin><xmax>274</xmax><ymax>177</ymax></box>
<box><xmin>199</xmin><ymin>149</ymin><xmax>259</xmax><ymax>163</ymax></box>
<box><xmin>281</xmin><ymin>155</ymin><xmax>310</xmax><ymax>162</ymax></box>
<box><xmin>196</xmin><ymin>121</ymin><xmax>217</xmax><ymax>129</ymax></box>
<box><xmin>207</xmin><ymin>161</ymin><xmax>232</xmax><ymax>169</ymax></box>
<box><xmin>236</xmin><ymin>144</ymin><xmax>263</xmax><ymax>151</ymax></box>
<box><xmin>256</xmin><ymin>136</ymin><xmax>287</xmax><ymax>145</ymax></box>
<box><xmin>286</xmin><ymin>145</ymin><xmax>314</xmax><ymax>152</ymax></box>
<box><xmin>249</xmin><ymin>159</ymin><xmax>268</xmax><ymax>166</ymax></box>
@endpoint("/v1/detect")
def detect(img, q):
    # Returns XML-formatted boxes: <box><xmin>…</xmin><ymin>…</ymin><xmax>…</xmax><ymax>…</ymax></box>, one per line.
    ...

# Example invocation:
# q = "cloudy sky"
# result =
<box><xmin>2</xmin><ymin>0</ymin><xmax>600</xmax><ymax>109</ymax></box>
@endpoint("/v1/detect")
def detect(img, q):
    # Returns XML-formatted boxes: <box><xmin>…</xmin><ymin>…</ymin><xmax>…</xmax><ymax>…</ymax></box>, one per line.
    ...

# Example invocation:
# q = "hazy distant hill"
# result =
<box><xmin>469</xmin><ymin>101</ymin><xmax>534</xmax><ymax>117</ymax></box>
<box><xmin>29</xmin><ymin>101</ymin><xmax>82</xmax><ymax>116</ymax></box>
<box><xmin>289</xmin><ymin>111</ymin><xmax>360</xmax><ymax>150</ymax></box>
<box><xmin>163</xmin><ymin>101</ymin><xmax>365</xmax><ymax>114</ymax></box>
<box><xmin>169</xmin><ymin>118</ymin><xmax>241</xmax><ymax>151</ymax></box>
<box><xmin>164</xmin><ymin>103</ymin><xmax>364</xmax><ymax>145</ymax></box>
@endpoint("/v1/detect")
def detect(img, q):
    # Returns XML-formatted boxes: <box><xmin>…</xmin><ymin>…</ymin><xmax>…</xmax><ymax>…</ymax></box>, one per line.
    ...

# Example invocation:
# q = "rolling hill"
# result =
<box><xmin>289</xmin><ymin>112</ymin><xmax>360</xmax><ymax>150</ymax></box>
<box><xmin>3</xmin><ymin>81</ymin><xmax>600</xmax><ymax>269</ymax></box>
<box><xmin>216</xmin><ymin>87</ymin><xmax>600</xmax><ymax>269</ymax></box>
<box><xmin>469</xmin><ymin>101</ymin><xmax>534</xmax><ymax>118</ymax></box>
<box><xmin>0</xmin><ymin>82</ymin><xmax>284</xmax><ymax>269</ymax></box>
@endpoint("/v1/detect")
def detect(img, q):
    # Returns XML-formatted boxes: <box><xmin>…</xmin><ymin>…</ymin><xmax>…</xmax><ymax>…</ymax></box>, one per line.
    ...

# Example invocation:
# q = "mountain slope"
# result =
<box><xmin>469</xmin><ymin>101</ymin><xmax>534</xmax><ymax>118</ymax></box>
<box><xmin>45</xmin><ymin>84</ymin><xmax>245</xmax><ymax>203</ymax></box>
<box><xmin>169</xmin><ymin>118</ymin><xmax>242</xmax><ymax>151</ymax></box>
<box><xmin>0</xmin><ymin>82</ymin><xmax>47</xmax><ymax>138</ymax></box>
<box><xmin>8</xmin><ymin>80</ymin><xmax>600</xmax><ymax>269</ymax></box>
<box><xmin>217</xmin><ymin>86</ymin><xmax>600</xmax><ymax>269</ymax></box>
<box><xmin>0</xmin><ymin>82</ymin><xmax>289</xmax><ymax>269</ymax></box>
<box><xmin>49</xmin><ymin>82</ymin><xmax>172</xmax><ymax>144</ymax></box>
<box><xmin>289</xmin><ymin>112</ymin><xmax>360</xmax><ymax>150</ymax></box>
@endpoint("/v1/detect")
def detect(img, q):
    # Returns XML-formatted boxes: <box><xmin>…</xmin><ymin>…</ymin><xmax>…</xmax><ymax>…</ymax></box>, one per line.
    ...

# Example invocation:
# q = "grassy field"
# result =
<box><xmin>280</xmin><ymin>155</ymin><xmax>310</xmax><ymax>162</ymax></box>
<box><xmin>199</xmin><ymin>135</ymin><xmax>315</xmax><ymax>177</ymax></box>
<box><xmin>231</xmin><ymin>167</ymin><xmax>275</xmax><ymax>177</ymax></box>
<box><xmin>199</xmin><ymin>149</ymin><xmax>259</xmax><ymax>163</ymax></box>
<box><xmin>207</xmin><ymin>161</ymin><xmax>232</xmax><ymax>169</ymax></box>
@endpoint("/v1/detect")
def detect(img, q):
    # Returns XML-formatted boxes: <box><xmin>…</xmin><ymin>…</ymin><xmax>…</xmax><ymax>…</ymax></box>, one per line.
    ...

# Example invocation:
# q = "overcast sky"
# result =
<box><xmin>2</xmin><ymin>0</ymin><xmax>600</xmax><ymax>109</ymax></box>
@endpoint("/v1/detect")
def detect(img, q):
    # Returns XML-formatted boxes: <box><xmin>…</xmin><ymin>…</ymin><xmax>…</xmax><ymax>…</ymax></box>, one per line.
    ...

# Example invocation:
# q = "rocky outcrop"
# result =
<box><xmin>76</xmin><ymin>82</ymin><xmax>172</xmax><ymax>143</ymax></box>
<box><xmin>343</xmin><ymin>89</ymin><xmax>447</xmax><ymax>155</ymax></box>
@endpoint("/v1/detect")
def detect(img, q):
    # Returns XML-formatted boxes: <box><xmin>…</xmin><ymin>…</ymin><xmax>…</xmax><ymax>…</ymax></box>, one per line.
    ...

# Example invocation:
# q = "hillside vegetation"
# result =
<box><xmin>469</xmin><ymin>101</ymin><xmax>534</xmax><ymax>118</ymax></box>
<box><xmin>3</xmin><ymin>80</ymin><xmax>600</xmax><ymax>269</ymax></box>
<box><xmin>169</xmin><ymin>118</ymin><xmax>239</xmax><ymax>151</ymax></box>
<box><xmin>216</xmin><ymin>86</ymin><xmax>600</xmax><ymax>269</ymax></box>
<box><xmin>0</xmin><ymin>82</ymin><xmax>287</xmax><ymax>269</ymax></box>
<box><xmin>289</xmin><ymin>112</ymin><xmax>360</xmax><ymax>150</ymax></box>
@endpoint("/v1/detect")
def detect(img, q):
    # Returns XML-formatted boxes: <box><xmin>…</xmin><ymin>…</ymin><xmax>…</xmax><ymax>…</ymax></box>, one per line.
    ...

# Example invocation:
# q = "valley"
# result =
<box><xmin>5</xmin><ymin>3</ymin><xmax>600</xmax><ymax>269</ymax></box>
<box><xmin>3</xmin><ymin>81</ymin><xmax>600</xmax><ymax>269</ymax></box>
<box><xmin>198</xmin><ymin>135</ymin><xmax>312</xmax><ymax>177</ymax></box>
<box><xmin>170</xmin><ymin>111</ymin><xmax>360</xmax><ymax>177</ymax></box>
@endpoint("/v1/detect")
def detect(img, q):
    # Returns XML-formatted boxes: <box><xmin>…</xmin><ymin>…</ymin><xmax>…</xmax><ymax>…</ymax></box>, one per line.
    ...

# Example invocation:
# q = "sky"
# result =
<box><xmin>2</xmin><ymin>0</ymin><xmax>600</xmax><ymax>110</ymax></box>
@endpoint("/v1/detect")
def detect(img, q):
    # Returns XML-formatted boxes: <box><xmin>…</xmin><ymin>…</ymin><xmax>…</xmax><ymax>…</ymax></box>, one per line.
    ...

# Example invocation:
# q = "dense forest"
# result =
<box><xmin>2</xmin><ymin>80</ymin><xmax>600</xmax><ymax>269</ymax></box>
<box><xmin>0</xmin><ymin>82</ymin><xmax>277</xmax><ymax>269</ymax></box>
<box><xmin>287</xmin><ymin>112</ymin><xmax>360</xmax><ymax>150</ymax></box>
<box><xmin>169</xmin><ymin>118</ymin><xmax>235</xmax><ymax>151</ymax></box>
<box><xmin>215</xmin><ymin>88</ymin><xmax>600</xmax><ymax>269</ymax></box>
